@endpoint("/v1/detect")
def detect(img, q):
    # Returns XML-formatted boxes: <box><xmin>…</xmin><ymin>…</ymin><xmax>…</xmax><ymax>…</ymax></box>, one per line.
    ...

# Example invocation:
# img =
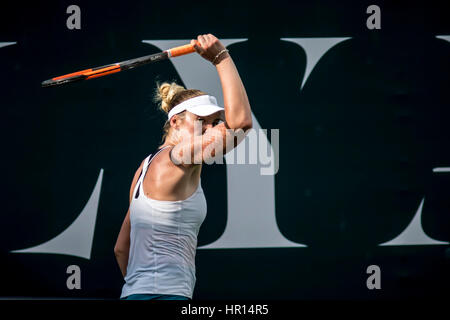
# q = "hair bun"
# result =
<box><xmin>155</xmin><ymin>82</ymin><xmax>186</xmax><ymax>113</ymax></box>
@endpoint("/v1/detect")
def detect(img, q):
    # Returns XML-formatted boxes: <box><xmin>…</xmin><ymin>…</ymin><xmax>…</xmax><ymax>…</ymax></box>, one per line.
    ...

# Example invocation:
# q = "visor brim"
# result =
<box><xmin>187</xmin><ymin>105</ymin><xmax>225</xmax><ymax>117</ymax></box>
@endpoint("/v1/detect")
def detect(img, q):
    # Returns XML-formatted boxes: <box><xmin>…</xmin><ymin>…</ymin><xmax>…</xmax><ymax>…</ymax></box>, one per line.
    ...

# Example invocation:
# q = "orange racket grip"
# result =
<box><xmin>167</xmin><ymin>43</ymin><xmax>196</xmax><ymax>58</ymax></box>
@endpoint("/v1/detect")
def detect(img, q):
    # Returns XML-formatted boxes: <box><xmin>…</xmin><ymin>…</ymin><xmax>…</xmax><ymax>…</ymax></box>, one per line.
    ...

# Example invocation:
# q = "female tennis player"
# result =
<box><xmin>114</xmin><ymin>34</ymin><xmax>252</xmax><ymax>300</ymax></box>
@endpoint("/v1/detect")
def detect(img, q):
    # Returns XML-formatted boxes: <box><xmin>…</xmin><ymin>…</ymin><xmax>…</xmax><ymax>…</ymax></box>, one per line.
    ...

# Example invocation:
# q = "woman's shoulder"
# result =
<box><xmin>148</xmin><ymin>146</ymin><xmax>188</xmax><ymax>177</ymax></box>
<box><xmin>151</xmin><ymin>146</ymin><xmax>201</xmax><ymax>182</ymax></box>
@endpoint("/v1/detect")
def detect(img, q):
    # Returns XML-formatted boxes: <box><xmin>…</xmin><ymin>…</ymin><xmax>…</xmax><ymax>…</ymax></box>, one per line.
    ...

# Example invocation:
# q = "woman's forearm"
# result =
<box><xmin>215</xmin><ymin>54</ymin><xmax>252</xmax><ymax>130</ymax></box>
<box><xmin>190</xmin><ymin>34</ymin><xmax>252</xmax><ymax>130</ymax></box>
<box><xmin>115</xmin><ymin>250</ymin><xmax>129</xmax><ymax>278</ymax></box>
<box><xmin>115</xmin><ymin>208</ymin><xmax>132</xmax><ymax>279</ymax></box>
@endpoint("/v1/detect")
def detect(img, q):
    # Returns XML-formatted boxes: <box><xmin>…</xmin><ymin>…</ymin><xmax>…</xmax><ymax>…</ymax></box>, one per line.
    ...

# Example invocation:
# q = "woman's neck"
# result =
<box><xmin>158</xmin><ymin>138</ymin><xmax>176</xmax><ymax>149</ymax></box>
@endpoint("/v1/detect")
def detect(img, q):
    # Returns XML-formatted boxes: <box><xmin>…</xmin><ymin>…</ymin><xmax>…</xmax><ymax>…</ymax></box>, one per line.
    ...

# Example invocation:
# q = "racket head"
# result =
<box><xmin>41</xmin><ymin>64</ymin><xmax>121</xmax><ymax>87</ymax></box>
<box><xmin>41</xmin><ymin>74</ymin><xmax>87</xmax><ymax>87</ymax></box>
<box><xmin>41</xmin><ymin>43</ymin><xmax>194</xmax><ymax>87</ymax></box>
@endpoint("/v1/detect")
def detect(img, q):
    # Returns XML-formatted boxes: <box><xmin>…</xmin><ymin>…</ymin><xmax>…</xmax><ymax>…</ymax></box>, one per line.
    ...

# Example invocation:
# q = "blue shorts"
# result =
<box><xmin>121</xmin><ymin>294</ymin><xmax>191</xmax><ymax>300</ymax></box>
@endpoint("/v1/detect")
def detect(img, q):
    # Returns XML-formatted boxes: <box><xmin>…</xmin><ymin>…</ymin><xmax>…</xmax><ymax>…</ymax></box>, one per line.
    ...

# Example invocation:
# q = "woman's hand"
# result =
<box><xmin>191</xmin><ymin>34</ymin><xmax>230</xmax><ymax>65</ymax></box>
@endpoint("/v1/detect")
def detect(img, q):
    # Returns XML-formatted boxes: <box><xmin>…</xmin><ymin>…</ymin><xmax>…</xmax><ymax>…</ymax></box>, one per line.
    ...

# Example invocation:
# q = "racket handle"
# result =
<box><xmin>167</xmin><ymin>43</ymin><xmax>196</xmax><ymax>57</ymax></box>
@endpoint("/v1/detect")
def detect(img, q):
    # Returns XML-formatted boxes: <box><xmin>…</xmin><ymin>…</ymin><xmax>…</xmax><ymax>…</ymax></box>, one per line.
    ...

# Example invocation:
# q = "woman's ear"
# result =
<box><xmin>170</xmin><ymin>115</ymin><xmax>179</xmax><ymax>130</ymax></box>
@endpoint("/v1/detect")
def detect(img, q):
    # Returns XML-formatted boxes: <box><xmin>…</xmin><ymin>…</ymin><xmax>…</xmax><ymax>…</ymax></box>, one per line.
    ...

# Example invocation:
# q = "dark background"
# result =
<box><xmin>0</xmin><ymin>0</ymin><xmax>449</xmax><ymax>299</ymax></box>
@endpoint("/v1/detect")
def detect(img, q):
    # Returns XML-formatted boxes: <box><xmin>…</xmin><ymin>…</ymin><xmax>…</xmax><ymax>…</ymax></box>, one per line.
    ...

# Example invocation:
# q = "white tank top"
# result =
<box><xmin>120</xmin><ymin>146</ymin><xmax>207</xmax><ymax>299</ymax></box>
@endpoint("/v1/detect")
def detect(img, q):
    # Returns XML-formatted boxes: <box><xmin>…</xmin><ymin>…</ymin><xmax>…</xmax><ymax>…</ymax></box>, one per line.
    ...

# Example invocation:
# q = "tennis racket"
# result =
<box><xmin>41</xmin><ymin>43</ymin><xmax>197</xmax><ymax>87</ymax></box>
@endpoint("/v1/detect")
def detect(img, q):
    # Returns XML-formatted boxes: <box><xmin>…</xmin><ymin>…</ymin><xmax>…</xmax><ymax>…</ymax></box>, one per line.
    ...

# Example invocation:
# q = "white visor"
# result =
<box><xmin>168</xmin><ymin>95</ymin><xmax>224</xmax><ymax>120</ymax></box>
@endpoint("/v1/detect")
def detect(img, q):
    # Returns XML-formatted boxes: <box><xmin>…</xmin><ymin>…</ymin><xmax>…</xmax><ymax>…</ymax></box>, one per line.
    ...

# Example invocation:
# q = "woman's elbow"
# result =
<box><xmin>114</xmin><ymin>245</ymin><xmax>125</xmax><ymax>257</ymax></box>
<box><xmin>228</xmin><ymin>115</ymin><xmax>252</xmax><ymax>131</ymax></box>
<box><xmin>240</xmin><ymin>118</ymin><xmax>252</xmax><ymax>131</ymax></box>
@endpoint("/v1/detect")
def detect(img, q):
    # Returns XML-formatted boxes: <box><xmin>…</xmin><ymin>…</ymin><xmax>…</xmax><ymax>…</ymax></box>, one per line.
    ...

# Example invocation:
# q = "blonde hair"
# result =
<box><xmin>154</xmin><ymin>81</ymin><xmax>207</xmax><ymax>142</ymax></box>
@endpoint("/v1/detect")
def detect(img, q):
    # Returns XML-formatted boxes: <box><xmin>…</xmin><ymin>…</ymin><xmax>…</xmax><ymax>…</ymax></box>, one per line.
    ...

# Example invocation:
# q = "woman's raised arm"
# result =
<box><xmin>171</xmin><ymin>34</ymin><xmax>253</xmax><ymax>166</ymax></box>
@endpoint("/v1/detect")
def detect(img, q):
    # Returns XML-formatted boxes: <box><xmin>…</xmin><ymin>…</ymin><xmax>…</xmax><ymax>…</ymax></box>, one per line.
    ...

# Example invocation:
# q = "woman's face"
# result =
<box><xmin>172</xmin><ymin>111</ymin><xmax>222</xmax><ymax>140</ymax></box>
